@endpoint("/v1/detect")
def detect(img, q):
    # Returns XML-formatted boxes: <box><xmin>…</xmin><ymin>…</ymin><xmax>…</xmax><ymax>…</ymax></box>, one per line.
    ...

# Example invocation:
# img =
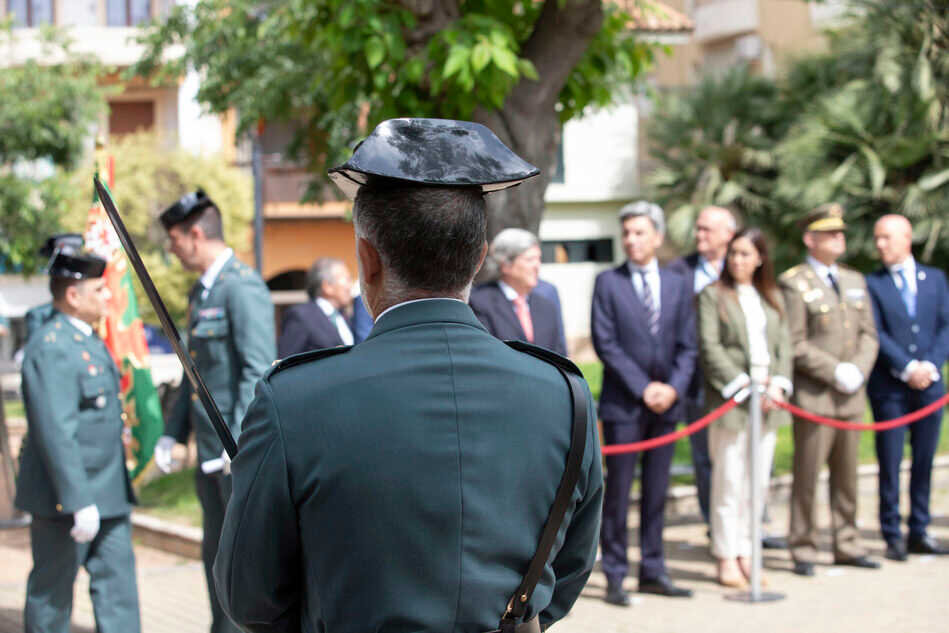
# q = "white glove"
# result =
<box><xmin>834</xmin><ymin>362</ymin><xmax>864</xmax><ymax>394</ymax></box>
<box><xmin>154</xmin><ymin>435</ymin><xmax>177</xmax><ymax>473</ymax></box>
<box><xmin>222</xmin><ymin>449</ymin><xmax>231</xmax><ymax>476</ymax></box>
<box><xmin>70</xmin><ymin>504</ymin><xmax>100</xmax><ymax>544</ymax></box>
<box><xmin>200</xmin><ymin>449</ymin><xmax>232</xmax><ymax>475</ymax></box>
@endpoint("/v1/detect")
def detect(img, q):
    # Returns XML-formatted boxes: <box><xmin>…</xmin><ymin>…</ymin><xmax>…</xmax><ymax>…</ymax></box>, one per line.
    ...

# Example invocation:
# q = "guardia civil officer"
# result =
<box><xmin>153</xmin><ymin>191</ymin><xmax>275</xmax><ymax>633</ymax></box>
<box><xmin>24</xmin><ymin>234</ymin><xmax>85</xmax><ymax>339</ymax></box>
<box><xmin>778</xmin><ymin>204</ymin><xmax>881</xmax><ymax>576</ymax></box>
<box><xmin>15</xmin><ymin>249</ymin><xmax>140</xmax><ymax>633</ymax></box>
<box><xmin>213</xmin><ymin>118</ymin><xmax>604</xmax><ymax>633</ymax></box>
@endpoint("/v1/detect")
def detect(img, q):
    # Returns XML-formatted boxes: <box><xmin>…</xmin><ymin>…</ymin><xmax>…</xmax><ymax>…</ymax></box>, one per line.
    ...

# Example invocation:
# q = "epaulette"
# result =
<box><xmin>267</xmin><ymin>345</ymin><xmax>353</xmax><ymax>377</ymax></box>
<box><xmin>779</xmin><ymin>264</ymin><xmax>803</xmax><ymax>280</ymax></box>
<box><xmin>504</xmin><ymin>340</ymin><xmax>582</xmax><ymax>376</ymax></box>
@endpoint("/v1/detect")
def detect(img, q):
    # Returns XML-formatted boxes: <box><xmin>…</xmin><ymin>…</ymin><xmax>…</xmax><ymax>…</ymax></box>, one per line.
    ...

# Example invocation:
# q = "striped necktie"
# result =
<box><xmin>638</xmin><ymin>269</ymin><xmax>659</xmax><ymax>337</ymax></box>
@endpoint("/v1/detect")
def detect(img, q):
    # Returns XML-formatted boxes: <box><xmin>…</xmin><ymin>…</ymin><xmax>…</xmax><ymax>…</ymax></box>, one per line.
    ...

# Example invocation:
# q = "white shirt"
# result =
<box><xmin>693</xmin><ymin>255</ymin><xmax>721</xmax><ymax>295</ymax></box>
<box><xmin>66</xmin><ymin>315</ymin><xmax>93</xmax><ymax>337</ymax></box>
<box><xmin>736</xmin><ymin>284</ymin><xmax>770</xmax><ymax>370</ymax></box>
<box><xmin>888</xmin><ymin>255</ymin><xmax>918</xmax><ymax>295</ymax></box>
<box><xmin>497</xmin><ymin>279</ymin><xmax>531</xmax><ymax>316</ymax></box>
<box><xmin>199</xmin><ymin>248</ymin><xmax>234</xmax><ymax>301</ymax></box>
<box><xmin>806</xmin><ymin>255</ymin><xmax>839</xmax><ymax>292</ymax></box>
<box><xmin>628</xmin><ymin>259</ymin><xmax>661</xmax><ymax>314</ymax></box>
<box><xmin>316</xmin><ymin>296</ymin><xmax>354</xmax><ymax>346</ymax></box>
<box><xmin>375</xmin><ymin>297</ymin><xmax>468</xmax><ymax>323</ymax></box>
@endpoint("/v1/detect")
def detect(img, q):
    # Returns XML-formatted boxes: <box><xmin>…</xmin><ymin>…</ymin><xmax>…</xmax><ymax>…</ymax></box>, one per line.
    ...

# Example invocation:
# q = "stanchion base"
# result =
<box><xmin>725</xmin><ymin>590</ymin><xmax>785</xmax><ymax>603</ymax></box>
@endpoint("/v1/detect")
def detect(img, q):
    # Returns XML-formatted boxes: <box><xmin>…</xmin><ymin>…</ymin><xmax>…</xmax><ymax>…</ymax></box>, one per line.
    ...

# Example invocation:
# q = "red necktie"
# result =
<box><xmin>513</xmin><ymin>296</ymin><xmax>534</xmax><ymax>343</ymax></box>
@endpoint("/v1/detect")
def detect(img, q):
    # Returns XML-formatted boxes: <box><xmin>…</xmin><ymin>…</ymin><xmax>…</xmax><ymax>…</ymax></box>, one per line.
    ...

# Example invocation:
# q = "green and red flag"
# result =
<box><xmin>84</xmin><ymin>169</ymin><xmax>164</xmax><ymax>483</ymax></box>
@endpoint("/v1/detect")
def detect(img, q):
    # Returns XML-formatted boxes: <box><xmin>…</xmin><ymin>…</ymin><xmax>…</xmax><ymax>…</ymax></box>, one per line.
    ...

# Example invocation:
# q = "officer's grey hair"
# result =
<box><xmin>491</xmin><ymin>228</ymin><xmax>539</xmax><ymax>266</ymax></box>
<box><xmin>618</xmin><ymin>200</ymin><xmax>666</xmax><ymax>235</ymax></box>
<box><xmin>306</xmin><ymin>257</ymin><xmax>345</xmax><ymax>300</ymax></box>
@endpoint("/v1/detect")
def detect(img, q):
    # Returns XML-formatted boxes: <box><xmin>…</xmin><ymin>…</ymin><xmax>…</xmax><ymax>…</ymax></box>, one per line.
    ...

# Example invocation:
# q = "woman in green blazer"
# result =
<box><xmin>697</xmin><ymin>228</ymin><xmax>792</xmax><ymax>588</ymax></box>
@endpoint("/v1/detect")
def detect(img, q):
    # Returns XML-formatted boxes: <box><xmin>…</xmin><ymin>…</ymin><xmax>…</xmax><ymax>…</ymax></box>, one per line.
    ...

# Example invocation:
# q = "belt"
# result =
<box><xmin>484</xmin><ymin>616</ymin><xmax>542</xmax><ymax>633</ymax></box>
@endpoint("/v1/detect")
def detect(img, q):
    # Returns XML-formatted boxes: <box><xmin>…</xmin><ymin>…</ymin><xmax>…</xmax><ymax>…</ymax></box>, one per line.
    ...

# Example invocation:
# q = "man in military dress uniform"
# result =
<box><xmin>153</xmin><ymin>190</ymin><xmax>275</xmax><ymax>633</ymax></box>
<box><xmin>213</xmin><ymin>119</ymin><xmax>604</xmax><ymax>633</ymax></box>
<box><xmin>778</xmin><ymin>204</ymin><xmax>881</xmax><ymax>576</ymax></box>
<box><xmin>15</xmin><ymin>249</ymin><xmax>140</xmax><ymax>633</ymax></box>
<box><xmin>24</xmin><ymin>234</ymin><xmax>85</xmax><ymax>339</ymax></box>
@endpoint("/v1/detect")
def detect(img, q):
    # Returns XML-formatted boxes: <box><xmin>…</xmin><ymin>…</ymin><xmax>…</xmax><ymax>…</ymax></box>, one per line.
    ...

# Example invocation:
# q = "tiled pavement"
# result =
<box><xmin>1</xmin><ymin>466</ymin><xmax>947</xmax><ymax>632</ymax></box>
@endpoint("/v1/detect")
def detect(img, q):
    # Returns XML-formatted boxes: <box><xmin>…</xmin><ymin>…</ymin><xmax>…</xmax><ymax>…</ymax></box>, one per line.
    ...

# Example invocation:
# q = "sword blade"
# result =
<box><xmin>93</xmin><ymin>176</ymin><xmax>238</xmax><ymax>458</ymax></box>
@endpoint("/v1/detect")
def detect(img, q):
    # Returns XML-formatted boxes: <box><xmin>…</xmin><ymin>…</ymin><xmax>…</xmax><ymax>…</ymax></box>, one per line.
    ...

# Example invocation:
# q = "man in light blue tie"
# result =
<box><xmin>866</xmin><ymin>214</ymin><xmax>949</xmax><ymax>560</ymax></box>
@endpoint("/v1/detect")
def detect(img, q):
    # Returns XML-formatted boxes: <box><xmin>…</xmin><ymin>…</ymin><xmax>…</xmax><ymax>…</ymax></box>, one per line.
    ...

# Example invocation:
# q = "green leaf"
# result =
<box><xmin>339</xmin><ymin>4</ymin><xmax>355</xmax><ymax>28</ymax></box>
<box><xmin>491</xmin><ymin>47</ymin><xmax>519</xmax><ymax>77</ymax></box>
<box><xmin>443</xmin><ymin>45</ymin><xmax>469</xmax><ymax>78</ymax></box>
<box><xmin>859</xmin><ymin>145</ymin><xmax>886</xmax><ymax>196</ymax></box>
<box><xmin>912</xmin><ymin>48</ymin><xmax>934</xmax><ymax>102</ymax></box>
<box><xmin>517</xmin><ymin>59</ymin><xmax>539</xmax><ymax>81</ymax></box>
<box><xmin>365</xmin><ymin>36</ymin><xmax>385</xmax><ymax>69</ymax></box>
<box><xmin>471</xmin><ymin>42</ymin><xmax>491</xmax><ymax>73</ymax></box>
<box><xmin>918</xmin><ymin>168</ymin><xmax>949</xmax><ymax>192</ymax></box>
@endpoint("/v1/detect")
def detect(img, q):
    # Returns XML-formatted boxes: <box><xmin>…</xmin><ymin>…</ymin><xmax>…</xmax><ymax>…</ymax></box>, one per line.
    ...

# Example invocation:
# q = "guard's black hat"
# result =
<box><xmin>160</xmin><ymin>189</ymin><xmax>215</xmax><ymax>230</ymax></box>
<box><xmin>47</xmin><ymin>252</ymin><xmax>107</xmax><ymax>279</ymax></box>
<box><xmin>39</xmin><ymin>233</ymin><xmax>84</xmax><ymax>258</ymax></box>
<box><xmin>328</xmin><ymin>118</ymin><xmax>540</xmax><ymax>199</ymax></box>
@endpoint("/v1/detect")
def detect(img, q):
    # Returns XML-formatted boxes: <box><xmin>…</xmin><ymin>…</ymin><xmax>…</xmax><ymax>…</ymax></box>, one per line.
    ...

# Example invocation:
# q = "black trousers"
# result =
<box><xmin>195</xmin><ymin>469</ymin><xmax>242</xmax><ymax>633</ymax></box>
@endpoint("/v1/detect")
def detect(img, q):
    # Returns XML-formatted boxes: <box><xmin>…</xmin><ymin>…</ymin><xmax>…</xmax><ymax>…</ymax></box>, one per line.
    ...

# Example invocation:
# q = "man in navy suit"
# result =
<box><xmin>278</xmin><ymin>257</ymin><xmax>355</xmax><ymax>357</ymax></box>
<box><xmin>667</xmin><ymin>205</ymin><xmax>736</xmax><ymax>529</ymax></box>
<box><xmin>592</xmin><ymin>201</ymin><xmax>698</xmax><ymax>605</ymax></box>
<box><xmin>866</xmin><ymin>214</ymin><xmax>949</xmax><ymax>560</ymax></box>
<box><xmin>470</xmin><ymin>228</ymin><xmax>567</xmax><ymax>356</ymax></box>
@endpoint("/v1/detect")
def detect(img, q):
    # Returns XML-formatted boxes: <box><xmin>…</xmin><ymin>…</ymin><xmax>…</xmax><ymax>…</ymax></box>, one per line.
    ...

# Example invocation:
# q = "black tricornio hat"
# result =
<box><xmin>328</xmin><ymin>118</ymin><xmax>540</xmax><ymax>200</ymax></box>
<box><xmin>159</xmin><ymin>189</ymin><xmax>215</xmax><ymax>230</ymax></box>
<box><xmin>47</xmin><ymin>252</ymin><xmax>107</xmax><ymax>279</ymax></box>
<box><xmin>39</xmin><ymin>233</ymin><xmax>84</xmax><ymax>258</ymax></box>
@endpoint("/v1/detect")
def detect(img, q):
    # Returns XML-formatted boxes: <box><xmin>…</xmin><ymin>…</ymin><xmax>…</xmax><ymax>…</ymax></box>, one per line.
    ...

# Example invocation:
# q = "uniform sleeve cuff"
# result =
<box><xmin>722</xmin><ymin>373</ymin><xmax>751</xmax><ymax>399</ymax></box>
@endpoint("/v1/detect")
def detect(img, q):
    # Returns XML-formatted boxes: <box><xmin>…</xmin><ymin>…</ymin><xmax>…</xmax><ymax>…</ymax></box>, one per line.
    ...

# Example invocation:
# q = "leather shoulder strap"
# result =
<box><xmin>499</xmin><ymin>341</ymin><xmax>589</xmax><ymax>630</ymax></box>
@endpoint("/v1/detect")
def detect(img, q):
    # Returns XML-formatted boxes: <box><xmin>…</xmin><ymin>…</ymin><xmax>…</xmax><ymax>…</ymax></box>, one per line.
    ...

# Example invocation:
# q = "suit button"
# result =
<box><xmin>911</xmin><ymin>324</ymin><xmax>920</xmax><ymax>333</ymax></box>
<box><xmin>56</xmin><ymin>504</ymin><xmax>63</xmax><ymax>512</ymax></box>
<box><xmin>909</xmin><ymin>344</ymin><xmax>918</xmax><ymax>353</ymax></box>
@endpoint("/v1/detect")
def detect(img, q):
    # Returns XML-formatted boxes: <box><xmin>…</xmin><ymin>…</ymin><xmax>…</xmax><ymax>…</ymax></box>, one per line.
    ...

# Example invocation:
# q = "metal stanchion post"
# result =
<box><xmin>727</xmin><ymin>378</ymin><xmax>784</xmax><ymax>603</ymax></box>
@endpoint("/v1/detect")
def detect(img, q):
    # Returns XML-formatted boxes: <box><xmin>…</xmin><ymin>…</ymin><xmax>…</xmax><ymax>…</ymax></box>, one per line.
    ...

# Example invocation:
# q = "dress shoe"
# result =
<box><xmin>604</xmin><ymin>583</ymin><xmax>631</xmax><ymax>607</ymax></box>
<box><xmin>761</xmin><ymin>535</ymin><xmax>787</xmax><ymax>550</ymax></box>
<box><xmin>884</xmin><ymin>542</ymin><xmax>908</xmax><ymax>562</ymax></box>
<box><xmin>907</xmin><ymin>534</ymin><xmax>949</xmax><ymax>555</ymax></box>
<box><xmin>638</xmin><ymin>574</ymin><xmax>693</xmax><ymax>598</ymax></box>
<box><xmin>792</xmin><ymin>561</ymin><xmax>815</xmax><ymax>576</ymax></box>
<box><xmin>834</xmin><ymin>555</ymin><xmax>881</xmax><ymax>569</ymax></box>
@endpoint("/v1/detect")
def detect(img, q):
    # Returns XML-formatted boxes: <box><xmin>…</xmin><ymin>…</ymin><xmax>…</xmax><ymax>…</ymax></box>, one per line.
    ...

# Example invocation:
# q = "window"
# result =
<box><xmin>7</xmin><ymin>0</ymin><xmax>54</xmax><ymax>27</ymax></box>
<box><xmin>107</xmin><ymin>0</ymin><xmax>151</xmax><ymax>26</ymax></box>
<box><xmin>541</xmin><ymin>239</ymin><xmax>613</xmax><ymax>264</ymax></box>
<box><xmin>108</xmin><ymin>101</ymin><xmax>155</xmax><ymax>136</ymax></box>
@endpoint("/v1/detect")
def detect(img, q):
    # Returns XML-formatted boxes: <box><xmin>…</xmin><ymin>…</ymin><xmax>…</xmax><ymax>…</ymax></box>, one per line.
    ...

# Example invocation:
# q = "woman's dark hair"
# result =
<box><xmin>719</xmin><ymin>227</ymin><xmax>783</xmax><ymax>317</ymax></box>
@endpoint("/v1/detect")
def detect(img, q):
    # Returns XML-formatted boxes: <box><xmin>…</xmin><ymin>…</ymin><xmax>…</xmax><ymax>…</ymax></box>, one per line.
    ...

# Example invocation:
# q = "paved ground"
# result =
<box><xmin>0</xmin><ymin>466</ymin><xmax>947</xmax><ymax>633</ymax></box>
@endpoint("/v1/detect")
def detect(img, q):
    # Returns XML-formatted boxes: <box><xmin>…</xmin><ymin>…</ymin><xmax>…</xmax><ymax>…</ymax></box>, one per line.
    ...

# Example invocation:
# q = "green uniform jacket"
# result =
<box><xmin>15</xmin><ymin>311</ymin><xmax>135</xmax><ymax>518</ymax></box>
<box><xmin>213</xmin><ymin>299</ymin><xmax>603</xmax><ymax>633</ymax></box>
<box><xmin>165</xmin><ymin>255</ymin><xmax>275</xmax><ymax>463</ymax></box>
<box><xmin>778</xmin><ymin>263</ymin><xmax>878</xmax><ymax>420</ymax></box>
<box><xmin>24</xmin><ymin>302</ymin><xmax>55</xmax><ymax>340</ymax></box>
<box><xmin>697</xmin><ymin>283</ymin><xmax>793</xmax><ymax>431</ymax></box>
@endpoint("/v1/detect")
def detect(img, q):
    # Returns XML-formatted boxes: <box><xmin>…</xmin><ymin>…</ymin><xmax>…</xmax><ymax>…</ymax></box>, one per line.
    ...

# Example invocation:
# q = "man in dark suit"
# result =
<box><xmin>470</xmin><ymin>228</ymin><xmax>567</xmax><ymax>356</ymax></box>
<box><xmin>592</xmin><ymin>201</ymin><xmax>698</xmax><ymax>605</ymax></box>
<box><xmin>278</xmin><ymin>257</ymin><xmax>355</xmax><ymax>356</ymax></box>
<box><xmin>866</xmin><ymin>214</ymin><xmax>949</xmax><ymax>560</ymax></box>
<box><xmin>667</xmin><ymin>205</ymin><xmax>736</xmax><ymax>528</ymax></box>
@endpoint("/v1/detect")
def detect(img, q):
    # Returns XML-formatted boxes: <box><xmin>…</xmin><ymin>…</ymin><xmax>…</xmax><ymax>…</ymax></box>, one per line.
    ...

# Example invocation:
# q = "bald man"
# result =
<box><xmin>866</xmin><ymin>214</ymin><xmax>949</xmax><ymax>560</ymax></box>
<box><xmin>668</xmin><ymin>206</ymin><xmax>736</xmax><ymax>527</ymax></box>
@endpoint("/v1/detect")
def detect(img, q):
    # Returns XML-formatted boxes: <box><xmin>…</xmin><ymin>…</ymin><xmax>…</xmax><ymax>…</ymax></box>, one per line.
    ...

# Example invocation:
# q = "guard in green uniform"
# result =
<box><xmin>15</xmin><ymin>249</ymin><xmax>140</xmax><ymax>633</ymax></box>
<box><xmin>24</xmin><ymin>234</ymin><xmax>85</xmax><ymax>340</ymax></box>
<box><xmin>213</xmin><ymin>119</ymin><xmax>604</xmax><ymax>633</ymax></box>
<box><xmin>154</xmin><ymin>190</ymin><xmax>275</xmax><ymax>633</ymax></box>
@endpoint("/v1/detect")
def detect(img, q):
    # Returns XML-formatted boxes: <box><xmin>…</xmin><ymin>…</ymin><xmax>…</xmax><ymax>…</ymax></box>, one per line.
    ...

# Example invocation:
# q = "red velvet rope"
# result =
<box><xmin>600</xmin><ymin>398</ymin><xmax>741</xmax><ymax>456</ymax></box>
<box><xmin>598</xmin><ymin>392</ymin><xmax>949</xmax><ymax>456</ymax></box>
<box><xmin>774</xmin><ymin>393</ymin><xmax>949</xmax><ymax>431</ymax></box>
